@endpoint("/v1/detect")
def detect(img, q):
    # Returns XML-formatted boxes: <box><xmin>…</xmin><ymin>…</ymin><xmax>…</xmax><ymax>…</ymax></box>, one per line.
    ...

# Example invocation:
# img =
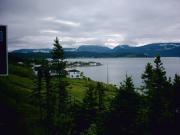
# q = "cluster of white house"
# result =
<box><xmin>32</xmin><ymin>64</ymin><xmax>82</xmax><ymax>79</ymax></box>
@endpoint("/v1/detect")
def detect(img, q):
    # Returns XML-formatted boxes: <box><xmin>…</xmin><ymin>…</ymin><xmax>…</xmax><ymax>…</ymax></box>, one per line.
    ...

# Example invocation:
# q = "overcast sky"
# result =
<box><xmin>1</xmin><ymin>0</ymin><xmax>180</xmax><ymax>50</ymax></box>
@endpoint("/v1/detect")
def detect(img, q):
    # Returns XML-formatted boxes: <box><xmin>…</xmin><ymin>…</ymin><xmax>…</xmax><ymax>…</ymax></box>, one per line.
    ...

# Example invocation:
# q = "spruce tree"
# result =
<box><xmin>51</xmin><ymin>37</ymin><xmax>69</xmax><ymax>113</ymax></box>
<box><xmin>43</xmin><ymin>63</ymin><xmax>56</xmax><ymax>135</ymax></box>
<box><xmin>51</xmin><ymin>37</ymin><xmax>65</xmax><ymax>77</ymax></box>
<box><xmin>82</xmin><ymin>83</ymin><xmax>98</xmax><ymax>132</ymax></box>
<box><xmin>173</xmin><ymin>74</ymin><xmax>180</xmax><ymax>134</ymax></box>
<box><xmin>152</xmin><ymin>56</ymin><xmax>167</xmax><ymax>91</ymax></box>
<box><xmin>141</xmin><ymin>62</ymin><xmax>153</xmax><ymax>95</ymax></box>
<box><xmin>58</xmin><ymin>79</ymin><xmax>69</xmax><ymax>113</ymax></box>
<box><xmin>51</xmin><ymin>37</ymin><xmax>72</xmax><ymax>135</ymax></box>
<box><xmin>103</xmin><ymin>76</ymin><xmax>140</xmax><ymax>135</ymax></box>
<box><xmin>37</xmin><ymin>67</ymin><xmax>43</xmax><ymax>120</ymax></box>
<box><xmin>83</xmin><ymin>83</ymin><xmax>97</xmax><ymax>115</ymax></box>
<box><xmin>173</xmin><ymin>74</ymin><xmax>180</xmax><ymax>113</ymax></box>
<box><xmin>147</xmin><ymin>56</ymin><xmax>173</xmax><ymax>135</ymax></box>
<box><xmin>32</xmin><ymin>61</ymin><xmax>56</xmax><ymax>135</ymax></box>
<box><xmin>96</xmin><ymin>82</ymin><xmax>105</xmax><ymax>111</ymax></box>
<box><xmin>32</xmin><ymin>67</ymin><xmax>43</xmax><ymax>120</ymax></box>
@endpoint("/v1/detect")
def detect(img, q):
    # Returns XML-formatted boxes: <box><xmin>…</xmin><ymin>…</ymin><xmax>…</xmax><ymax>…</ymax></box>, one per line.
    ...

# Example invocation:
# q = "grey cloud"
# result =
<box><xmin>0</xmin><ymin>0</ymin><xmax>180</xmax><ymax>50</ymax></box>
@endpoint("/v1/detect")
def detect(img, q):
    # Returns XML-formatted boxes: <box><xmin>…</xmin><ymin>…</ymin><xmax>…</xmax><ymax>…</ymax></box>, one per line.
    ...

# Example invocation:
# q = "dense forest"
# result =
<box><xmin>0</xmin><ymin>38</ymin><xmax>180</xmax><ymax>135</ymax></box>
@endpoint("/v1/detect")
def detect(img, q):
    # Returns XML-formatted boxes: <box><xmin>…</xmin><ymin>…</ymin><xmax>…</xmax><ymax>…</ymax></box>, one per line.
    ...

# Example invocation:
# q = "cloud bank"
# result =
<box><xmin>0</xmin><ymin>0</ymin><xmax>180</xmax><ymax>50</ymax></box>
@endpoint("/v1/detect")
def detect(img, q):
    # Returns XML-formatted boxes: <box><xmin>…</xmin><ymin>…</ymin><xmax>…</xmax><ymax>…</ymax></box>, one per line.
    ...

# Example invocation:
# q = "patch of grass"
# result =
<box><xmin>66</xmin><ymin>78</ymin><xmax>88</xmax><ymax>100</ymax></box>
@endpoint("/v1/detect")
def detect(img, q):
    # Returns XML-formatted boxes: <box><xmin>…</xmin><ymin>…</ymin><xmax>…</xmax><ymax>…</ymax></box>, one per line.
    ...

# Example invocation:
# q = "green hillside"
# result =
<box><xmin>1</xmin><ymin>55</ymin><xmax>179</xmax><ymax>135</ymax></box>
<box><xmin>0</xmin><ymin>62</ymin><xmax>116</xmax><ymax>135</ymax></box>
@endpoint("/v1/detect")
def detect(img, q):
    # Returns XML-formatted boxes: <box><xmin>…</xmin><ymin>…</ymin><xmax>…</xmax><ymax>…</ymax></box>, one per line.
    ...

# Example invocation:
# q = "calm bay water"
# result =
<box><xmin>67</xmin><ymin>57</ymin><xmax>180</xmax><ymax>86</ymax></box>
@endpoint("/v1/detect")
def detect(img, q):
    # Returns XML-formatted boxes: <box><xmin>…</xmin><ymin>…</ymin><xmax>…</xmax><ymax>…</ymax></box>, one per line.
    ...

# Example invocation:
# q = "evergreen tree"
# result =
<box><xmin>32</xmin><ymin>61</ymin><xmax>56</xmax><ymax>135</ymax></box>
<box><xmin>173</xmin><ymin>74</ymin><xmax>180</xmax><ymax>112</ymax></box>
<box><xmin>102</xmin><ymin>76</ymin><xmax>140</xmax><ymax>135</ymax></box>
<box><xmin>32</xmin><ymin>67</ymin><xmax>44</xmax><ymax>120</ymax></box>
<box><xmin>52</xmin><ymin>37</ymin><xmax>64</xmax><ymax>60</ymax></box>
<box><xmin>58</xmin><ymin>79</ymin><xmax>69</xmax><ymax>113</ymax></box>
<box><xmin>51</xmin><ymin>37</ymin><xmax>69</xmax><ymax>113</ymax></box>
<box><xmin>141</xmin><ymin>63</ymin><xmax>153</xmax><ymax>95</ymax></box>
<box><xmin>51</xmin><ymin>37</ymin><xmax>72</xmax><ymax>135</ymax></box>
<box><xmin>81</xmin><ymin>83</ymin><xmax>98</xmax><ymax>133</ymax></box>
<box><xmin>37</xmin><ymin>68</ymin><xmax>44</xmax><ymax>120</ymax></box>
<box><xmin>51</xmin><ymin>37</ymin><xmax>66</xmax><ymax>77</ymax></box>
<box><xmin>96</xmin><ymin>82</ymin><xmax>105</xmax><ymax>111</ymax></box>
<box><xmin>43</xmin><ymin>64</ymin><xmax>56</xmax><ymax>135</ymax></box>
<box><xmin>70</xmin><ymin>101</ymin><xmax>87</xmax><ymax>135</ymax></box>
<box><xmin>139</xmin><ymin>62</ymin><xmax>154</xmax><ymax>134</ymax></box>
<box><xmin>152</xmin><ymin>56</ymin><xmax>167</xmax><ymax>91</ymax></box>
<box><xmin>173</xmin><ymin>74</ymin><xmax>180</xmax><ymax>134</ymax></box>
<box><xmin>147</xmin><ymin>56</ymin><xmax>173</xmax><ymax>135</ymax></box>
<box><xmin>83</xmin><ymin>83</ymin><xmax>97</xmax><ymax>112</ymax></box>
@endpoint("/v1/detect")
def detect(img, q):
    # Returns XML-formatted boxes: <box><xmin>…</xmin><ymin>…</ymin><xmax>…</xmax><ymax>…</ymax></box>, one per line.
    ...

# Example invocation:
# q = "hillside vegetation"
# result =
<box><xmin>0</xmin><ymin>62</ymin><xmax>116</xmax><ymax>135</ymax></box>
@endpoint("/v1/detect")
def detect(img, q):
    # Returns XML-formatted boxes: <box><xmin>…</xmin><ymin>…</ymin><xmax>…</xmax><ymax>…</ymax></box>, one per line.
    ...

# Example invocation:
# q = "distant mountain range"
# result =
<box><xmin>77</xmin><ymin>45</ymin><xmax>111</xmax><ymax>53</ymax></box>
<box><xmin>10</xmin><ymin>43</ymin><xmax>180</xmax><ymax>58</ymax></box>
<box><xmin>12</xmin><ymin>48</ymin><xmax>76</xmax><ymax>53</ymax></box>
<box><xmin>112</xmin><ymin>43</ymin><xmax>180</xmax><ymax>57</ymax></box>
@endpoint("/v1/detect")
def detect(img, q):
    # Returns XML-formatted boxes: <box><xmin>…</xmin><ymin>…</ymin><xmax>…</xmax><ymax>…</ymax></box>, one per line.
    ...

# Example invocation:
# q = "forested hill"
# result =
<box><xmin>10</xmin><ymin>42</ymin><xmax>180</xmax><ymax>58</ymax></box>
<box><xmin>1</xmin><ymin>56</ymin><xmax>180</xmax><ymax>135</ymax></box>
<box><xmin>0</xmin><ymin>58</ymin><xmax>116</xmax><ymax>135</ymax></box>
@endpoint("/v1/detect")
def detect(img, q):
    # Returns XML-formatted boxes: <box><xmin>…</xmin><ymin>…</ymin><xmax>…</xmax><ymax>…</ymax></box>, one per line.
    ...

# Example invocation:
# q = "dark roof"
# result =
<box><xmin>68</xmin><ymin>69</ymin><xmax>80</xmax><ymax>73</ymax></box>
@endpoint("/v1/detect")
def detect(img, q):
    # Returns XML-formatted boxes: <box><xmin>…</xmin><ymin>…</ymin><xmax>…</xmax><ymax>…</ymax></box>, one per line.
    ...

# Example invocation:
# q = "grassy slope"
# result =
<box><xmin>66</xmin><ymin>78</ymin><xmax>117</xmax><ymax>103</ymax></box>
<box><xmin>0</xmin><ymin>63</ymin><xmax>117</xmax><ymax>135</ymax></box>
